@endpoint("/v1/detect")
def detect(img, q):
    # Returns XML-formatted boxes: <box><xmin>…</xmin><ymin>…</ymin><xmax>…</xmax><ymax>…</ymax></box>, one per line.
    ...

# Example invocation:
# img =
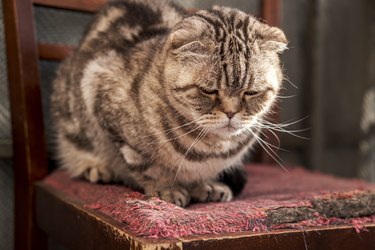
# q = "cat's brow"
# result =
<box><xmin>172</xmin><ymin>84</ymin><xmax>197</xmax><ymax>92</ymax></box>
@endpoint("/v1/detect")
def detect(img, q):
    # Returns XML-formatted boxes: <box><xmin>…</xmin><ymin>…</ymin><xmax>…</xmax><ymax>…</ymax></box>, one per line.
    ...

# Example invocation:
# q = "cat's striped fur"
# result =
<box><xmin>51</xmin><ymin>0</ymin><xmax>287</xmax><ymax>207</ymax></box>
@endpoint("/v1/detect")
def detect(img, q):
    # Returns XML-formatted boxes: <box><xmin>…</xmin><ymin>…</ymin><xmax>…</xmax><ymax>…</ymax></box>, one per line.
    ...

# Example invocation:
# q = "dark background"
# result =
<box><xmin>1</xmin><ymin>0</ymin><xmax>374</xmax><ymax>249</ymax></box>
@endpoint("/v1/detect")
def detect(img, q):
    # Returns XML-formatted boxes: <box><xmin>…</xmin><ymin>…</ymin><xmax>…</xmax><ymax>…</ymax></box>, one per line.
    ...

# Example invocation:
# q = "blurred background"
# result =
<box><xmin>1</xmin><ymin>0</ymin><xmax>374</xmax><ymax>249</ymax></box>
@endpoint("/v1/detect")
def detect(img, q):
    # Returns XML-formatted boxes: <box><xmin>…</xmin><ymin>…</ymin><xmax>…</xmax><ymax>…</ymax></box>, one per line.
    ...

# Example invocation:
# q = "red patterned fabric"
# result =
<box><xmin>44</xmin><ymin>165</ymin><xmax>375</xmax><ymax>238</ymax></box>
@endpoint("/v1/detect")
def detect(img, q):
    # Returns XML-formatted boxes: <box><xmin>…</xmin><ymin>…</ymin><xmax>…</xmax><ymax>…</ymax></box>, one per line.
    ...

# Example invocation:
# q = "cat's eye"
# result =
<box><xmin>244</xmin><ymin>90</ymin><xmax>261</xmax><ymax>96</ymax></box>
<box><xmin>199</xmin><ymin>87</ymin><xmax>218</xmax><ymax>96</ymax></box>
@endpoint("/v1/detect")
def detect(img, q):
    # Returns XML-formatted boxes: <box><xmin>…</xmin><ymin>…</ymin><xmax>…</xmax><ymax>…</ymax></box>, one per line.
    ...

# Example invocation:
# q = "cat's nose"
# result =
<box><xmin>225</xmin><ymin>112</ymin><xmax>235</xmax><ymax>119</ymax></box>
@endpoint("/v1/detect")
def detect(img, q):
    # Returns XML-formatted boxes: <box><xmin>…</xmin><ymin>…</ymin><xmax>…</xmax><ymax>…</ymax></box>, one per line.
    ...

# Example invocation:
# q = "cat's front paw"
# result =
<box><xmin>83</xmin><ymin>166</ymin><xmax>113</xmax><ymax>183</ymax></box>
<box><xmin>190</xmin><ymin>182</ymin><xmax>233</xmax><ymax>202</ymax></box>
<box><xmin>155</xmin><ymin>187</ymin><xmax>191</xmax><ymax>207</ymax></box>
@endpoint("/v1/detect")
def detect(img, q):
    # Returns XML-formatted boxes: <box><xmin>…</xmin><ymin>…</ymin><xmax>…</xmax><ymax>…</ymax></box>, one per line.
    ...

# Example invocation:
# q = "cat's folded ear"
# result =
<box><xmin>167</xmin><ymin>18</ymin><xmax>214</xmax><ymax>62</ymax></box>
<box><xmin>257</xmin><ymin>25</ymin><xmax>288</xmax><ymax>53</ymax></box>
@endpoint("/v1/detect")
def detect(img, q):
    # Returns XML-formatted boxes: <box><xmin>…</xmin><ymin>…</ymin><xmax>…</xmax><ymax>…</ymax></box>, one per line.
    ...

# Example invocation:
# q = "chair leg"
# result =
<box><xmin>14</xmin><ymin>184</ymin><xmax>47</xmax><ymax>250</ymax></box>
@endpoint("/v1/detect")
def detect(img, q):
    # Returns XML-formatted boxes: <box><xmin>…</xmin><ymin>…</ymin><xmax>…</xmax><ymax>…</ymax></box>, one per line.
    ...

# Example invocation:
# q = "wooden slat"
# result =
<box><xmin>36</xmin><ymin>183</ymin><xmax>375</xmax><ymax>250</ymax></box>
<box><xmin>34</xmin><ymin>0</ymin><xmax>197</xmax><ymax>14</ymax></box>
<box><xmin>261</xmin><ymin>0</ymin><xmax>281</xmax><ymax>27</ymax></box>
<box><xmin>3</xmin><ymin>0</ymin><xmax>49</xmax><ymax>249</ymax></box>
<box><xmin>183</xmin><ymin>225</ymin><xmax>375</xmax><ymax>250</ymax></box>
<box><xmin>33</xmin><ymin>0</ymin><xmax>107</xmax><ymax>13</ymax></box>
<box><xmin>38</xmin><ymin>43</ymin><xmax>74</xmax><ymax>61</ymax></box>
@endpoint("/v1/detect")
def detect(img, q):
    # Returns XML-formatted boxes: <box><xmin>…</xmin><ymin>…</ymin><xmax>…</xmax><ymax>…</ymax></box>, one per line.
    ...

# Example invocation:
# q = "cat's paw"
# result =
<box><xmin>190</xmin><ymin>182</ymin><xmax>233</xmax><ymax>202</ymax></box>
<box><xmin>83</xmin><ymin>166</ymin><xmax>113</xmax><ymax>183</ymax></box>
<box><xmin>156</xmin><ymin>187</ymin><xmax>191</xmax><ymax>207</ymax></box>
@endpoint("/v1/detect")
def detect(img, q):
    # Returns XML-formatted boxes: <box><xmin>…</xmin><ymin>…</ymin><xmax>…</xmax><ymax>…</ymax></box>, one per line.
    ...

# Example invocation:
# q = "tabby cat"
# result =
<box><xmin>51</xmin><ymin>0</ymin><xmax>287</xmax><ymax>207</ymax></box>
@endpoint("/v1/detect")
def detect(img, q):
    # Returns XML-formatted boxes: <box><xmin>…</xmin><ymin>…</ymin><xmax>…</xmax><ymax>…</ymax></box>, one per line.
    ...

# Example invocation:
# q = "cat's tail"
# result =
<box><xmin>218</xmin><ymin>166</ymin><xmax>248</xmax><ymax>196</ymax></box>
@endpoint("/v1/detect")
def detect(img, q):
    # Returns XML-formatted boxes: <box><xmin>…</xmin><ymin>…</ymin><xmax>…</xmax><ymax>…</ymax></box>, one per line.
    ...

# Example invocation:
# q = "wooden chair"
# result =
<box><xmin>4</xmin><ymin>0</ymin><xmax>374</xmax><ymax>249</ymax></box>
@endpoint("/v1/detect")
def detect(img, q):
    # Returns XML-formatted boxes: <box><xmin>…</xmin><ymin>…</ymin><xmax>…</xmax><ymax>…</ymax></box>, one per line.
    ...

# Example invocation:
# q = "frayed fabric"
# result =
<box><xmin>44</xmin><ymin>165</ymin><xmax>375</xmax><ymax>239</ymax></box>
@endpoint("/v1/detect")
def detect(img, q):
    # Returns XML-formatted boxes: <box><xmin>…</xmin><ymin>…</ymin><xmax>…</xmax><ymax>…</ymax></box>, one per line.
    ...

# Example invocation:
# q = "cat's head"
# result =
<box><xmin>163</xmin><ymin>6</ymin><xmax>287</xmax><ymax>138</ymax></box>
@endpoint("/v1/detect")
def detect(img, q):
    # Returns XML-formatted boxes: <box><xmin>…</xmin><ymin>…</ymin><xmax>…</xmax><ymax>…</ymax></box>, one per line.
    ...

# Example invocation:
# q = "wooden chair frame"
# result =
<box><xmin>5</xmin><ymin>0</ymin><xmax>374</xmax><ymax>249</ymax></box>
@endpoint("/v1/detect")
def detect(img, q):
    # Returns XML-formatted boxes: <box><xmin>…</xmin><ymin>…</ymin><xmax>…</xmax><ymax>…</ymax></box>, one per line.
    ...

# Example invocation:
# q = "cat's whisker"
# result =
<box><xmin>147</xmin><ymin>125</ymin><xmax>202</xmax><ymax>145</ymax></box>
<box><xmin>258</xmin><ymin>116</ymin><xmax>308</xmax><ymax>128</ymax></box>
<box><xmin>246</xmin><ymin>128</ymin><xmax>289</xmax><ymax>173</ymax></box>
<box><xmin>252</xmin><ymin>128</ymin><xmax>290</xmax><ymax>153</ymax></box>
<box><xmin>276</xmin><ymin>94</ymin><xmax>297</xmax><ymax>99</ymax></box>
<box><xmin>172</xmin><ymin>128</ymin><xmax>209</xmax><ymax>185</ymax></box>
<box><xmin>254</xmin><ymin>117</ymin><xmax>310</xmax><ymax>140</ymax></box>
<box><xmin>175</xmin><ymin>129</ymin><xmax>208</xmax><ymax>174</ymax></box>
<box><xmin>260</xmin><ymin>126</ymin><xmax>310</xmax><ymax>134</ymax></box>
<box><xmin>254</xmin><ymin>127</ymin><xmax>270</xmax><ymax>139</ymax></box>
<box><xmin>253</xmin><ymin>126</ymin><xmax>280</xmax><ymax>147</ymax></box>
<box><xmin>171</xmin><ymin>128</ymin><xmax>206</xmax><ymax>174</ymax></box>
<box><xmin>248</xmin><ymin>128</ymin><xmax>282</xmax><ymax>152</ymax></box>
<box><xmin>140</xmin><ymin>117</ymin><xmax>203</xmax><ymax>139</ymax></box>
<box><xmin>254</xmin><ymin>125</ymin><xmax>310</xmax><ymax>140</ymax></box>
<box><xmin>254</xmin><ymin>122</ymin><xmax>308</xmax><ymax>134</ymax></box>
<box><xmin>283</xmin><ymin>76</ymin><xmax>298</xmax><ymax>89</ymax></box>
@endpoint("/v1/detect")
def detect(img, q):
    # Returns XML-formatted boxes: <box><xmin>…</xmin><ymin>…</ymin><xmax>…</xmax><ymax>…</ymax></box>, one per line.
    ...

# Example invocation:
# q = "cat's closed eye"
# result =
<box><xmin>199</xmin><ymin>87</ymin><xmax>219</xmax><ymax>96</ymax></box>
<box><xmin>244</xmin><ymin>90</ymin><xmax>261</xmax><ymax>96</ymax></box>
<box><xmin>244</xmin><ymin>88</ymin><xmax>273</xmax><ymax>97</ymax></box>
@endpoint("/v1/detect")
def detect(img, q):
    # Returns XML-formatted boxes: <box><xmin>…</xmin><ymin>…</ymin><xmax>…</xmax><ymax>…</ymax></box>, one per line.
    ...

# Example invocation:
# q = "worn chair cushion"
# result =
<box><xmin>43</xmin><ymin>165</ymin><xmax>375</xmax><ymax>239</ymax></box>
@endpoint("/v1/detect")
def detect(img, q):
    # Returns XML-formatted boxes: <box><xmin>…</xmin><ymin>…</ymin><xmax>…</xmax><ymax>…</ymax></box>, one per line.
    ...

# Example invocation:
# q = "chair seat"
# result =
<box><xmin>36</xmin><ymin>165</ymin><xmax>375</xmax><ymax>249</ymax></box>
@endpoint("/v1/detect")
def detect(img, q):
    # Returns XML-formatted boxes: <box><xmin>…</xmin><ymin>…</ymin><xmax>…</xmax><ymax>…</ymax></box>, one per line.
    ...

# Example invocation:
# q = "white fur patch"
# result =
<box><xmin>266</xmin><ymin>68</ymin><xmax>279</xmax><ymax>91</ymax></box>
<box><xmin>120</xmin><ymin>145</ymin><xmax>143</xmax><ymax>165</ymax></box>
<box><xmin>81</xmin><ymin>51</ymin><xmax>123</xmax><ymax>113</ymax></box>
<box><xmin>81</xmin><ymin>61</ymin><xmax>102</xmax><ymax>113</ymax></box>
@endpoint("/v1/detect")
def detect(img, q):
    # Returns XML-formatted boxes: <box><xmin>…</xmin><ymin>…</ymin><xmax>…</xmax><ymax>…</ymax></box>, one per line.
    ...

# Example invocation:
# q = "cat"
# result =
<box><xmin>51</xmin><ymin>0</ymin><xmax>287</xmax><ymax>207</ymax></box>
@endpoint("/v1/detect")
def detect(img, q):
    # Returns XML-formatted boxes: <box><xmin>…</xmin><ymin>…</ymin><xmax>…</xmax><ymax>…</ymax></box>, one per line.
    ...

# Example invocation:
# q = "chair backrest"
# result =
<box><xmin>3</xmin><ymin>0</ymin><xmax>281</xmax><ymax>249</ymax></box>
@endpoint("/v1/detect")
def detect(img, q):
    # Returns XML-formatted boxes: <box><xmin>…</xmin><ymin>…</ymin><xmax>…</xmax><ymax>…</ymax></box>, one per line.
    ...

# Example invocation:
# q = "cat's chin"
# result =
<box><xmin>212</xmin><ymin>125</ymin><xmax>244</xmax><ymax>137</ymax></box>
